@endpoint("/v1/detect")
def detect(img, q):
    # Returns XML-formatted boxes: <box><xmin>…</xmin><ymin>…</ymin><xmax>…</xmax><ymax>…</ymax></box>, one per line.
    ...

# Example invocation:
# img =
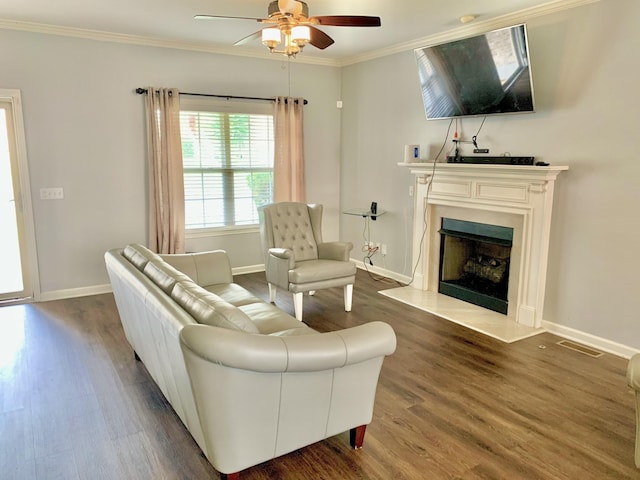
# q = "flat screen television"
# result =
<box><xmin>415</xmin><ymin>24</ymin><xmax>535</xmax><ymax>120</ymax></box>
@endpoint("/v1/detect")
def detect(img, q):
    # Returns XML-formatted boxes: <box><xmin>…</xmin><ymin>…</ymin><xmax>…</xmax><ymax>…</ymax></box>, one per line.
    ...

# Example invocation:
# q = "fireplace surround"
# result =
<box><xmin>400</xmin><ymin>163</ymin><xmax>568</xmax><ymax>328</ymax></box>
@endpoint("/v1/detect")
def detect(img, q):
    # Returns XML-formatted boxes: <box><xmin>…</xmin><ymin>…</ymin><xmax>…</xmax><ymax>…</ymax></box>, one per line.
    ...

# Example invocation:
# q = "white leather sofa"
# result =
<box><xmin>104</xmin><ymin>244</ymin><xmax>396</xmax><ymax>479</ymax></box>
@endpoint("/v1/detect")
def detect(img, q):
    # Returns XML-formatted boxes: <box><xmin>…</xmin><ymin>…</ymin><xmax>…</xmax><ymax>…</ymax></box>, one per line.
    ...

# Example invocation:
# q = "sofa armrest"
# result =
<box><xmin>317</xmin><ymin>242</ymin><xmax>354</xmax><ymax>262</ymax></box>
<box><xmin>160</xmin><ymin>250</ymin><xmax>233</xmax><ymax>287</ymax></box>
<box><xmin>180</xmin><ymin>321</ymin><xmax>396</xmax><ymax>373</ymax></box>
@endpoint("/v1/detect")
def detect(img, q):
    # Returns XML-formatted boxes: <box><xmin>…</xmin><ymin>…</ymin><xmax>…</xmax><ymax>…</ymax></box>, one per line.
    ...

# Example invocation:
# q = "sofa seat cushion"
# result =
<box><xmin>238</xmin><ymin>302</ymin><xmax>313</xmax><ymax>335</ymax></box>
<box><xmin>289</xmin><ymin>259</ymin><xmax>356</xmax><ymax>284</ymax></box>
<box><xmin>205</xmin><ymin>283</ymin><xmax>263</xmax><ymax>307</ymax></box>
<box><xmin>172</xmin><ymin>281</ymin><xmax>259</xmax><ymax>334</ymax></box>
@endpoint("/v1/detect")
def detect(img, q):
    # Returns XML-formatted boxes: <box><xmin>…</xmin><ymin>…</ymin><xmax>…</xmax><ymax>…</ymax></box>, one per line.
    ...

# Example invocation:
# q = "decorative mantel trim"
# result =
<box><xmin>400</xmin><ymin>162</ymin><xmax>568</xmax><ymax>180</ymax></box>
<box><xmin>399</xmin><ymin>162</ymin><xmax>568</xmax><ymax>328</ymax></box>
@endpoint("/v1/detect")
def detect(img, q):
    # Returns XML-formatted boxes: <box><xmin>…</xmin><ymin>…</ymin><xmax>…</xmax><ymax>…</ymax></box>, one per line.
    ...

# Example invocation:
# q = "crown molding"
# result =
<box><xmin>0</xmin><ymin>18</ymin><xmax>341</xmax><ymax>67</ymax></box>
<box><xmin>0</xmin><ymin>0</ymin><xmax>599</xmax><ymax>68</ymax></box>
<box><xmin>337</xmin><ymin>0</ymin><xmax>601</xmax><ymax>66</ymax></box>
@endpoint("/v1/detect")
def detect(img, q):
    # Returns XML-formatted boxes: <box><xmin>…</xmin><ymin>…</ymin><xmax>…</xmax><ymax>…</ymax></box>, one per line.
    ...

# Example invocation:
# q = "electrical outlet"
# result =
<box><xmin>368</xmin><ymin>241</ymin><xmax>373</xmax><ymax>250</ymax></box>
<box><xmin>40</xmin><ymin>187</ymin><xmax>64</xmax><ymax>200</ymax></box>
<box><xmin>381</xmin><ymin>244</ymin><xmax>387</xmax><ymax>255</ymax></box>
<box><xmin>375</xmin><ymin>242</ymin><xmax>381</xmax><ymax>252</ymax></box>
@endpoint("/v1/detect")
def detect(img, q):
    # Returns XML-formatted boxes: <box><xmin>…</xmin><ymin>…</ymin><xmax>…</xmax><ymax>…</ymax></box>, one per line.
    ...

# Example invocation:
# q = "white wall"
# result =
<box><xmin>0</xmin><ymin>29</ymin><xmax>341</xmax><ymax>293</ymax></box>
<box><xmin>340</xmin><ymin>0</ymin><xmax>640</xmax><ymax>350</ymax></box>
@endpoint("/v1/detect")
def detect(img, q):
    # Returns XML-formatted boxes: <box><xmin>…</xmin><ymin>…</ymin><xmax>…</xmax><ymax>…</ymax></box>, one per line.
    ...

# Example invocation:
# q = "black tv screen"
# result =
<box><xmin>415</xmin><ymin>24</ymin><xmax>535</xmax><ymax>120</ymax></box>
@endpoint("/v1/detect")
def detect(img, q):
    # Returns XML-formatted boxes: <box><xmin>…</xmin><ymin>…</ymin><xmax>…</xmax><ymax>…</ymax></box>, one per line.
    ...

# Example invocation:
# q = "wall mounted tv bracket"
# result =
<box><xmin>370</xmin><ymin>201</ymin><xmax>377</xmax><ymax>221</ymax></box>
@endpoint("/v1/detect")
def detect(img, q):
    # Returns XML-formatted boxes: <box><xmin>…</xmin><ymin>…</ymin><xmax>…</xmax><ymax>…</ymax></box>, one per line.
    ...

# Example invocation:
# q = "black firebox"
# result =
<box><xmin>438</xmin><ymin>218</ymin><xmax>514</xmax><ymax>314</ymax></box>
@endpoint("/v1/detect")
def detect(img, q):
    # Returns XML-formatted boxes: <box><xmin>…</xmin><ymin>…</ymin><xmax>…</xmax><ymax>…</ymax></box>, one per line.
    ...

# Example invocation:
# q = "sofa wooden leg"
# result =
<box><xmin>350</xmin><ymin>425</ymin><xmax>367</xmax><ymax>449</ymax></box>
<box><xmin>220</xmin><ymin>473</ymin><xmax>240</xmax><ymax>480</ymax></box>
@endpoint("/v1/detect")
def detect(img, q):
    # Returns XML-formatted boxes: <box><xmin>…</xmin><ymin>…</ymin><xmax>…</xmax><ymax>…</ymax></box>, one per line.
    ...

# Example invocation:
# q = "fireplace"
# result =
<box><xmin>400</xmin><ymin>163</ymin><xmax>568</xmax><ymax>328</ymax></box>
<box><xmin>439</xmin><ymin>218</ymin><xmax>513</xmax><ymax>314</ymax></box>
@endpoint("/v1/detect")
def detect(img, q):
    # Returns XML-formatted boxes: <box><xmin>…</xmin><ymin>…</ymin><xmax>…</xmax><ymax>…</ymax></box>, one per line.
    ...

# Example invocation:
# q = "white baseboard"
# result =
<box><xmin>39</xmin><ymin>284</ymin><xmax>113</xmax><ymax>302</ymax></box>
<box><xmin>542</xmin><ymin>320</ymin><xmax>638</xmax><ymax>359</ymax></box>
<box><xmin>351</xmin><ymin>258</ymin><xmax>412</xmax><ymax>285</ymax></box>
<box><xmin>232</xmin><ymin>264</ymin><xmax>264</xmax><ymax>275</ymax></box>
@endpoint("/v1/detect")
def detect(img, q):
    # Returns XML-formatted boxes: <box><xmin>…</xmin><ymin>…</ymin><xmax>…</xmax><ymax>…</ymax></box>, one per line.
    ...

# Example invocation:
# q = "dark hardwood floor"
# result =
<box><xmin>1</xmin><ymin>269</ymin><xmax>639</xmax><ymax>479</ymax></box>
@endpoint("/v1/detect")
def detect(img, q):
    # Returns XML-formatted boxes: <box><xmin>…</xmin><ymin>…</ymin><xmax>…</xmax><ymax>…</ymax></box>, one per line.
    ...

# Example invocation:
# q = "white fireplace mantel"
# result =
<box><xmin>399</xmin><ymin>162</ymin><xmax>568</xmax><ymax>328</ymax></box>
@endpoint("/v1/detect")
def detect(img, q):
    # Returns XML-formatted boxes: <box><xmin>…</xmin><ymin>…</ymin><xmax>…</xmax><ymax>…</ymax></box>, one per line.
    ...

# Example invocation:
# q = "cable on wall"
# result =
<box><xmin>405</xmin><ymin>118</ymin><xmax>455</xmax><ymax>287</ymax></box>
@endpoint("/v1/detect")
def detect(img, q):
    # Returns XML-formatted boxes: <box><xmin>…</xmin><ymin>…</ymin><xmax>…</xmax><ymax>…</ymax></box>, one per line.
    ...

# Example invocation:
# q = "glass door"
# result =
<box><xmin>0</xmin><ymin>100</ymin><xmax>30</xmax><ymax>301</ymax></box>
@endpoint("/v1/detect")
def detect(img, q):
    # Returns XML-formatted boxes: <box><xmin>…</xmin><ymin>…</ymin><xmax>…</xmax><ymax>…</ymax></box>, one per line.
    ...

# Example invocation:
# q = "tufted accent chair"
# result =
<box><xmin>259</xmin><ymin>202</ymin><xmax>356</xmax><ymax>321</ymax></box>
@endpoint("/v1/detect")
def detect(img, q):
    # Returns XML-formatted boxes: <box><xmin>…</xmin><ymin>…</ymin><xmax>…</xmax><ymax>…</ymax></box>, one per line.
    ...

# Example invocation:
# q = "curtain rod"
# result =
<box><xmin>135</xmin><ymin>88</ymin><xmax>307</xmax><ymax>105</ymax></box>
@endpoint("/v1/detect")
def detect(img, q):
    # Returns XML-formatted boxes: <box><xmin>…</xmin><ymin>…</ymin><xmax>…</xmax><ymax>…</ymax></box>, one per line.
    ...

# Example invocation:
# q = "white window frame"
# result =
<box><xmin>180</xmin><ymin>97</ymin><xmax>274</xmax><ymax>237</ymax></box>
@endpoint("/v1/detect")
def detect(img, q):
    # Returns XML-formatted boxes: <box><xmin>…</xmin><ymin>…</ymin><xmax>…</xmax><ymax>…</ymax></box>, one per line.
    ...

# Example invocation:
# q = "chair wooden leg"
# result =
<box><xmin>293</xmin><ymin>292</ymin><xmax>304</xmax><ymax>321</ymax></box>
<box><xmin>268</xmin><ymin>283</ymin><xmax>277</xmax><ymax>303</ymax></box>
<box><xmin>350</xmin><ymin>425</ymin><xmax>367</xmax><ymax>449</ymax></box>
<box><xmin>344</xmin><ymin>284</ymin><xmax>353</xmax><ymax>312</ymax></box>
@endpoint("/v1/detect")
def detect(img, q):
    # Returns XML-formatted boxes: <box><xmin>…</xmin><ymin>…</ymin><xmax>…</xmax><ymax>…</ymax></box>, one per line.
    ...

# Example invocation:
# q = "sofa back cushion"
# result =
<box><xmin>160</xmin><ymin>251</ymin><xmax>233</xmax><ymax>287</ymax></box>
<box><xmin>171</xmin><ymin>281</ymin><xmax>259</xmax><ymax>334</ymax></box>
<box><xmin>123</xmin><ymin>243</ymin><xmax>161</xmax><ymax>271</ymax></box>
<box><xmin>143</xmin><ymin>260</ymin><xmax>193</xmax><ymax>295</ymax></box>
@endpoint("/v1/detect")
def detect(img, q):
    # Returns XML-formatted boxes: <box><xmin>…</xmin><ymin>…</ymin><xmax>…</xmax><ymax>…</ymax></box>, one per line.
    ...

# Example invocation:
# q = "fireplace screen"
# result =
<box><xmin>438</xmin><ymin>218</ymin><xmax>513</xmax><ymax>314</ymax></box>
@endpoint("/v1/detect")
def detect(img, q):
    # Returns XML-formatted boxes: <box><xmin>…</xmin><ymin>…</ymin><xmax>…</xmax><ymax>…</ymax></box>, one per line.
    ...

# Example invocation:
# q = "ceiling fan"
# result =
<box><xmin>195</xmin><ymin>0</ymin><xmax>381</xmax><ymax>57</ymax></box>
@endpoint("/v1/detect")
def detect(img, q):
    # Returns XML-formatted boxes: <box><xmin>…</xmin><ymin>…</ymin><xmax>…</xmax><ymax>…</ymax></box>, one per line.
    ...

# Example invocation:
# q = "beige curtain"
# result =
<box><xmin>273</xmin><ymin>96</ymin><xmax>306</xmax><ymax>202</ymax></box>
<box><xmin>144</xmin><ymin>87</ymin><xmax>185</xmax><ymax>254</ymax></box>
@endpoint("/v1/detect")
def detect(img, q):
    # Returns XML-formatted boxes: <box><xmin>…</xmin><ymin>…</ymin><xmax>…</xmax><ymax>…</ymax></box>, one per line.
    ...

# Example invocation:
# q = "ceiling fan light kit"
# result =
<box><xmin>262</xmin><ymin>24</ymin><xmax>311</xmax><ymax>57</ymax></box>
<box><xmin>196</xmin><ymin>0</ymin><xmax>381</xmax><ymax>58</ymax></box>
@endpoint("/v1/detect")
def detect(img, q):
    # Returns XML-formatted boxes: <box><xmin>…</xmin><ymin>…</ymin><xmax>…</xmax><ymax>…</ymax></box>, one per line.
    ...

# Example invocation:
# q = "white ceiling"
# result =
<box><xmin>0</xmin><ymin>0</ymin><xmax>593</xmax><ymax>63</ymax></box>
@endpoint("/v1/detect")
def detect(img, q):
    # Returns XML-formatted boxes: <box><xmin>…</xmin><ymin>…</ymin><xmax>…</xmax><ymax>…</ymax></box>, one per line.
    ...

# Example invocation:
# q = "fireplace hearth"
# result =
<box><xmin>439</xmin><ymin>218</ymin><xmax>513</xmax><ymax>314</ymax></box>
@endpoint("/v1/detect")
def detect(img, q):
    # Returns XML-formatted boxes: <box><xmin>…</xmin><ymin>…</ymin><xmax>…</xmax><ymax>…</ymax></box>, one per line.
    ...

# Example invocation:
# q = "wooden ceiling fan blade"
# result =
<box><xmin>311</xmin><ymin>15</ymin><xmax>381</xmax><ymax>27</ymax></box>
<box><xmin>194</xmin><ymin>14</ymin><xmax>262</xmax><ymax>22</ymax></box>
<box><xmin>233</xmin><ymin>30</ymin><xmax>263</xmax><ymax>46</ymax></box>
<box><xmin>309</xmin><ymin>26</ymin><xmax>334</xmax><ymax>50</ymax></box>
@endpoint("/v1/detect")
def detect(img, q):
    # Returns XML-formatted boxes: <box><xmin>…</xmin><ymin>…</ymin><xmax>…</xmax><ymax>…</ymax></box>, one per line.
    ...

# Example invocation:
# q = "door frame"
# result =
<box><xmin>0</xmin><ymin>89</ymin><xmax>40</xmax><ymax>303</ymax></box>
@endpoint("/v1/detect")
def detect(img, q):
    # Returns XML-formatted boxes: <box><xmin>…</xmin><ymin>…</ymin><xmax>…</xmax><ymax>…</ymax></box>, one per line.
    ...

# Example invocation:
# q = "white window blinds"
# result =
<box><xmin>180</xmin><ymin>104</ymin><xmax>274</xmax><ymax>229</ymax></box>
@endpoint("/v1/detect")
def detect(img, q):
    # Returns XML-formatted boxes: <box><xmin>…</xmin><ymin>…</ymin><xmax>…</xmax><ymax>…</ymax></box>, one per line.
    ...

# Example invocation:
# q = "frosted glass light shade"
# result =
<box><xmin>262</xmin><ymin>28</ymin><xmax>281</xmax><ymax>47</ymax></box>
<box><xmin>291</xmin><ymin>25</ymin><xmax>310</xmax><ymax>45</ymax></box>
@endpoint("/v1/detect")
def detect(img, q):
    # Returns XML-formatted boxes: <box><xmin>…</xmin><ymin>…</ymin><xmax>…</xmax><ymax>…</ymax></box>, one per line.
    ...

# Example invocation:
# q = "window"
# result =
<box><xmin>180</xmin><ymin>99</ymin><xmax>274</xmax><ymax>230</ymax></box>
